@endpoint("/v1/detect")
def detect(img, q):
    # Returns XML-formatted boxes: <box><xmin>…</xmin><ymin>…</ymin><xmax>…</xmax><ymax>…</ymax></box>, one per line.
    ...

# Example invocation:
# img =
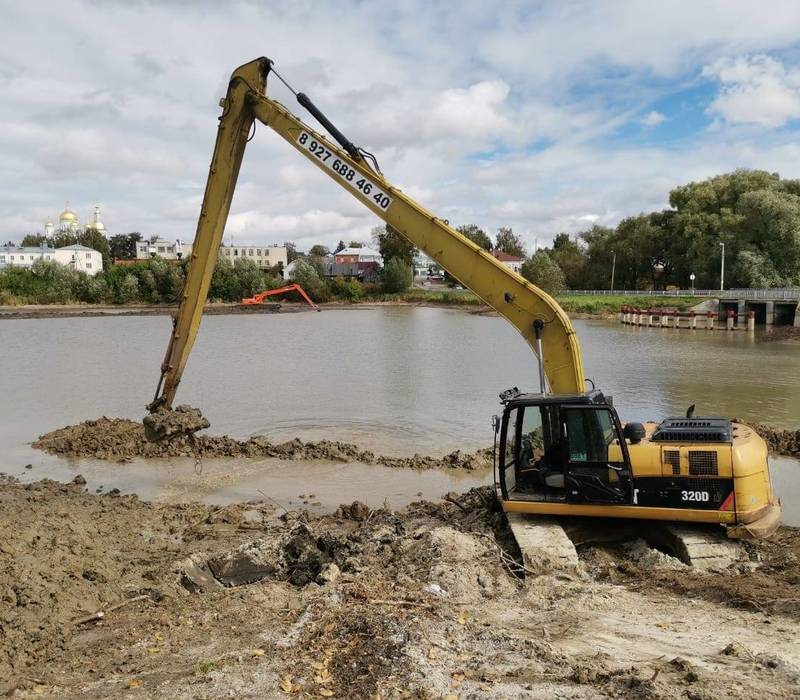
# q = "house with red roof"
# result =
<box><xmin>493</xmin><ymin>249</ymin><xmax>524</xmax><ymax>274</ymax></box>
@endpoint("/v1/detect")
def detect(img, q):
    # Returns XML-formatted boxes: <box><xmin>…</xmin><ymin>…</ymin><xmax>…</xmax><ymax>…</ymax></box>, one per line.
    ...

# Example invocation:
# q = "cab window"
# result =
<box><xmin>503</xmin><ymin>407</ymin><xmax>518</xmax><ymax>468</ymax></box>
<box><xmin>564</xmin><ymin>408</ymin><xmax>616</xmax><ymax>463</ymax></box>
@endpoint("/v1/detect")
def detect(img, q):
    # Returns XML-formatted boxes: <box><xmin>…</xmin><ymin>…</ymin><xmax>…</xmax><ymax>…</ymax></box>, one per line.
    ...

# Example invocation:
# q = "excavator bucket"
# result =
<box><xmin>143</xmin><ymin>404</ymin><xmax>210</xmax><ymax>442</ymax></box>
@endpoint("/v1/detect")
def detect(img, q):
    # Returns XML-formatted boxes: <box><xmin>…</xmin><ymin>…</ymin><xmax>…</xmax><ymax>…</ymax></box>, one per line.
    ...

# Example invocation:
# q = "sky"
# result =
<box><xmin>2</xmin><ymin>1</ymin><xmax>800</xmax><ymax>253</ymax></box>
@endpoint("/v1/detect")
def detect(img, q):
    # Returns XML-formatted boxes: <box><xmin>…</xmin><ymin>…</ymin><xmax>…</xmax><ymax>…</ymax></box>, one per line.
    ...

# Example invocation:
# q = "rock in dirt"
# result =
<box><xmin>208</xmin><ymin>539</ymin><xmax>285</xmax><ymax>587</ymax></box>
<box><xmin>143</xmin><ymin>404</ymin><xmax>210</xmax><ymax>442</ymax></box>
<box><xmin>33</xmin><ymin>418</ymin><xmax>492</xmax><ymax>471</ymax></box>
<box><xmin>624</xmin><ymin>538</ymin><xmax>686</xmax><ymax>571</ymax></box>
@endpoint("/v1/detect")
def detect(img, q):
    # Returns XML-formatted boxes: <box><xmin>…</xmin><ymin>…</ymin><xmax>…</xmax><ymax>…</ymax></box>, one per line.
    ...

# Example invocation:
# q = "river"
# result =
<box><xmin>1</xmin><ymin>306</ymin><xmax>797</xmax><ymax>523</ymax></box>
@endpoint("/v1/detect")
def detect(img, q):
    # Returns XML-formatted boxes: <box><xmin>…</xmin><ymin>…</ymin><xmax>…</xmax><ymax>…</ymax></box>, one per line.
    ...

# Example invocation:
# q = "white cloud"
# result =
<box><xmin>704</xmin><ymin>55</ymin><xmax>800</xmax><ymax>127</ymax></box>
<box><xmin>640</xmin><ymin>111</ymin><xmax>666</xmax><ymax>127</ymax></box>
<box><xmin>1</xmin><ymin>2</ymin><xmax>800</xmax><ymax>250</ymax></box>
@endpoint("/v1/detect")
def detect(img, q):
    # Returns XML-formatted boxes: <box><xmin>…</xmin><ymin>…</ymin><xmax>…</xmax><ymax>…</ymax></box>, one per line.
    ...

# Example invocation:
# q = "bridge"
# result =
<box><xmin>569</xmin><ymin>288</ymin><xmax>800</xmax><ymax>326</ymax></box>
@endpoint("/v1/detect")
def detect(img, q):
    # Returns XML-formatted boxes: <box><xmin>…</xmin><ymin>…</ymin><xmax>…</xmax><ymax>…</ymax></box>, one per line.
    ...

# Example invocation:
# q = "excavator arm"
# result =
<box><xmin>149</xmin><ymin>57</ymin><xmax>585</xmax><ymax>417</ymax></box>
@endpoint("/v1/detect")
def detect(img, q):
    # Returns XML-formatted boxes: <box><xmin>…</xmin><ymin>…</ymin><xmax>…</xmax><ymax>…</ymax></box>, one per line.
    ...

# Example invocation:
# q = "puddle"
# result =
<box><xmin>11</xmin><ymin>450</ymin><xmax>491</xmax><ymax>513</ymax></box>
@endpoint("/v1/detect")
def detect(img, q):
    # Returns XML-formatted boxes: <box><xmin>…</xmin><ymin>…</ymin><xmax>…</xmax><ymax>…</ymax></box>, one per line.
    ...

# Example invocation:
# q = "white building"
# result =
<box><xmin>135</xmin><ymin>238</ymin><xmax>192</xmax><ymax>261</ymax></box>
<box><xmin>413</xmin><ymin>250</ymin><xmax>437</xmax><ymax>277</ymax></box>
<box><xmin>0</xmin><ymin>244</ymin><xmax>103</xmax><ymax>276</ymax></box>
<box><xmin>55</xmin><ymin>245</ymin><xmax>104</xmax><ymax>275</ymax></box>
<box><xmin>219</xmin><ymin>244</ymin><xmax>288</xmax><ymax>272</ymax></box>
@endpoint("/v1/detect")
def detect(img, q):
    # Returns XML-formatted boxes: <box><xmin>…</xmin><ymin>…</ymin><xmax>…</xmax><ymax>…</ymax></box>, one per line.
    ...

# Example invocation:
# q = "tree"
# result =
<box><xmin>288</xmin><ymin>258</ymin><xmax>328</xmax><ymax>301</ymax></box>
<box><xmin>732</xmin><ymin>250</ymin><xmax>784</xmax><ymax>288</ymax></box>
<box><xmin>372</xmin><ymin>225</ymin><xmax>415</xmax><ymax>265</ymax></box>
<box><xmin>109</xmin><ymin>232</ymin><xmax>142</xmax><ymax>260</ymax></box>
<box><xmin>736</xmin><ymin>189</ymin><xmax>800</xmax><ymax>285</ymax></box>
<box><xmin>284</xmin><ymin>241</ymin><xmax>299</xmax><ymax>263</ymax></box>
<box><xmin>348</xmin><ymin>240</ymin><xmax>364</xmax><ymax>248</ymax></box>
<box><xmin>114</xmin><ymin>273</ymin><xmax>139</xmax><ymax>304</ymax></box>
<box><xmin>520</xmin><ymin>251</ymin><xmax>565</xmax><ymax>294</ymax></box>
<box><xmin>494</xmin><ymin>227</ymin><xmax>526</xmax><ymax>258</ymax></box>
<box><xmin>577</xmin><ymin>225</ymin><xmax>615</xmax><ymax>289</ymax></box>
<box><xmin>549</xmin><ymin>233</ymin><xmax>586</xmax><ymax>289</ymax></box>
<box><xmin>233</xmin><ymin>257</ymin><xmax>266</xmax><ymax>299</ymax></box>
<box><xmin>21</xmin><ymin>233</ymin><xmax>46</xmax><ymax>247</ymax></box>
<box><xmin>309</xmin><ymin>244</ymin><xmax>330</xmax><ymax>257</ymax></box>
<box><xmin>209</xmin><ymin>257</ymin><xmax>241</xmax><ymax>301</ymax></box>
<box><xmin>457</xmin><ymin>224</ymin><xmax>492</xmax><ymax>251</ymax></box>
<box><xmin>382</xmin><ymin>258</ymin><xmax>412</xmax><ymax>293</ymax></box>
<box><xmin>334</xmin><ymin>240</ymin><xmax>346</xmax><ymax>254</ymax></box>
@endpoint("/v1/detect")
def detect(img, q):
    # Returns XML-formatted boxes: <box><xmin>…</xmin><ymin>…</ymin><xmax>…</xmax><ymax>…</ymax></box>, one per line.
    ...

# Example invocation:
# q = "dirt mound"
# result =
<box><xmin>737</xmin><ymin>419</ymin><xmax>800</xmax><ymax>458</ymax></box>
<box><xmin>3</xmin><ymin>479</ymin><xmax>800</xmax><ymax>698</ymax></box>
<box><xmin>32</xmin><ymin>417</ymin><xmax>492</xmax><ymax>471</ymax></box>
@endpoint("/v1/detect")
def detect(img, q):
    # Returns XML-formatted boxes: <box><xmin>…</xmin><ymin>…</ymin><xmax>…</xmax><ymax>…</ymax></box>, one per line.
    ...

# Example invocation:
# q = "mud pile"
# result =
<box><xmin>32</xmin><ymin>417</ymin><xmax>493</xmax><ymax>471</ymax></box>
<box><xmin>736</xmin><ymin>419</ymin><xmax>800</xmax><ymax>458</ymax></box>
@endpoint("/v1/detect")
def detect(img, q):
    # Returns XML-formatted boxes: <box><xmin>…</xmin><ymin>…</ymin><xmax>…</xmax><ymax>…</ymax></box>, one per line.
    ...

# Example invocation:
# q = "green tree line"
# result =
<box><xmin>0</xmin><ymin>252</ymin><xmax>414</xmax><ymax>306</ymax></box>
<box><xmin>449</xmin><ymin>169</ymin><xmax>800</xmax><ymax>293</ymax></box>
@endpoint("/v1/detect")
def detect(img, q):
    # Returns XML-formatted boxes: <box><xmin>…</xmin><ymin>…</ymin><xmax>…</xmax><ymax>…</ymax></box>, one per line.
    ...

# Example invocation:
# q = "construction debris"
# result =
<box><xmin>2</xmin><ymin>477</ymin><xmax>799</xmax><ymax>698</ymax></box>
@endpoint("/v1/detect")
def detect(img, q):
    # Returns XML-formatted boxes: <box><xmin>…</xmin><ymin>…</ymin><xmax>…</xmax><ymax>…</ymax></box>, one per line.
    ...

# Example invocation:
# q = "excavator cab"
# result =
<box><xmin>496</xmin><ymin>390</ymin><xmax>633</xmax><ymax>506</ymax></box>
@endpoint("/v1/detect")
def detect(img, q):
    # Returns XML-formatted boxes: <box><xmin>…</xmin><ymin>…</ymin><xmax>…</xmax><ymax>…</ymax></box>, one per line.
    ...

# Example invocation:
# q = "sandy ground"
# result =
<box><xmin>2</xmin><ymin>477</ymin><xmax>799</xmax><ymax>699</ymax></box>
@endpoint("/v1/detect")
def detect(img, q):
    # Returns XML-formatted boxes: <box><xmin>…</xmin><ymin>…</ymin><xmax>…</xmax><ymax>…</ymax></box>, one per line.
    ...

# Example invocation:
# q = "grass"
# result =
<box><xmin>556</xmin><ymin>294</ymin><xmax>700</xmax><ymax>314</ymax></box>
<box><xmin>357</xmin><ymin>289</ymin><xmax>701</xmax><ymax>314</ymax></box>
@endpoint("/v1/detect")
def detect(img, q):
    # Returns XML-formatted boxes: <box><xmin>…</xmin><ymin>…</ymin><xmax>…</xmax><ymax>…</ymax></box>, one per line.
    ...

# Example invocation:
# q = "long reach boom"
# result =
<box><xmin>149</xmin><ymin>57</ymin><xmax>586</xmax><ymax>413</ymax></box>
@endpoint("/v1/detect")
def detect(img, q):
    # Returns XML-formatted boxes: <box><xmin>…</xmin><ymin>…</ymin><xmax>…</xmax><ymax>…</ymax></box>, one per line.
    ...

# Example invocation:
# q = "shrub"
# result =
<box><xmin>329</xmin><ymin>276</ymin><xmax>364</xmax><ymax>301</ymax></box>
<box><xmin>114</xmin><ymin>273</ymin><xmax>140</xmax><ymax>304</ymax></box>
<box><xmin>382</xmin><ymin>258</ymin><xmax>412</xmax><ymax>293</ymax></box>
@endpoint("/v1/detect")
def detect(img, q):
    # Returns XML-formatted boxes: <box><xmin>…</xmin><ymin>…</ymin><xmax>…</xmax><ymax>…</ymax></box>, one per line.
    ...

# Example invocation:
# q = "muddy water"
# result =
<box><xmin>0</xmin><ymin>307</ymin><xmax>798</xmax><ymax>520</ymax></box>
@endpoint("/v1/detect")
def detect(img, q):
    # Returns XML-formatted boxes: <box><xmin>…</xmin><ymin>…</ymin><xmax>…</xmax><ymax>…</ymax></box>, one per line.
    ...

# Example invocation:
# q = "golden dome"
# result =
<box><xmin>59</xmin><ymin>207</ymin><xmax>78</xmax><ymax>222</ymax></box>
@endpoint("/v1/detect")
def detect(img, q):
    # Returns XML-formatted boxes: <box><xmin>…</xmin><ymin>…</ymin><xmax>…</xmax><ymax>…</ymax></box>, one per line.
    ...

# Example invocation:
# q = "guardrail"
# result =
<box><xmin>566</xmin><ymin>289</ymin><xmax>800</xmax><ymax>300</ymax></box>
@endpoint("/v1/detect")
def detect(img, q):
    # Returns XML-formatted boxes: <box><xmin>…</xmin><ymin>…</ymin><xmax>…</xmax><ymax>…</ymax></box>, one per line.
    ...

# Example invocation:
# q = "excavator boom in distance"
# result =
<box><xmin>146</xmin><ymin>57</ymin><xmax>781</xmax><ymax>542</ymax></box>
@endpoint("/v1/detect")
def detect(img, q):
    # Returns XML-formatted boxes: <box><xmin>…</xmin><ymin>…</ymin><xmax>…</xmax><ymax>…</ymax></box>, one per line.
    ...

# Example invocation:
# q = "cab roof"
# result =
<box><xmin>502</xmin><ymin>389</ymin><xmax>610</xmax><ymax>408</ymax></box>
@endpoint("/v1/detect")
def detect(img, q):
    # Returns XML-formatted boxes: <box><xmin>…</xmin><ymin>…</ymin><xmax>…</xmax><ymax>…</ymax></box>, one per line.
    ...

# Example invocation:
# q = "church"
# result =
<box><xmin>44</xmin><ymin>204</ymin><xmax>107</xmax><ymax>236</ymax></box>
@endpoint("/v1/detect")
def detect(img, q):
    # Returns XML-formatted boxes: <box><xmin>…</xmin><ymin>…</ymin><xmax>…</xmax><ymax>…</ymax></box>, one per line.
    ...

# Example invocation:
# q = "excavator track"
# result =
<box><xmin>506</xmin><ymin>513</ymin><xmax>582</xmax><ymax>577</ymax></box>
<box><xmin>646</xmin><ymin>523</ymin><xmax>749</xmax><ymax>571</ymax></box>
<box><xmin>507</xmin><ymin>515</ymin><xmax>749</xmax><ymax>577</ymax></box>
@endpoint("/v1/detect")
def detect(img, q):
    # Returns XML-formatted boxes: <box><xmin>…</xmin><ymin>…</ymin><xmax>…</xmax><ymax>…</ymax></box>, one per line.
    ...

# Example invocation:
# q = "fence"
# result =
<box><xmin>566</xmin><ymin>288</ymin><xmax>800</xmax><ymax>300</ymax></box>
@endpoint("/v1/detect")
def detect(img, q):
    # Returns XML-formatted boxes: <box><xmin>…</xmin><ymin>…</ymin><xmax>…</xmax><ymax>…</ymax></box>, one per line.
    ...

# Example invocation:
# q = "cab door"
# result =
<box><xmin>562</xmin><ymin>406</ymin><xmax>632</xmax><ymax>505</ymax></box>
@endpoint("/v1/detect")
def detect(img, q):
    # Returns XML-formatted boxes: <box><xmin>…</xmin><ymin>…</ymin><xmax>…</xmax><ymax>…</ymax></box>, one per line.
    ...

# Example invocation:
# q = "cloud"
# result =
<box><xmin>1</xmin><ymin>1</ymin><xmax>800</xmax><ymax>251</ymax></box>
<box><xmin>640</xmin><ymin>111</ymin><xmax>666</xmax><ymax>127</ymax></box>
<box><xmin>704</xmin><ymin>55</ymin><xmax>800</xmax><ymax>127</ymax></box>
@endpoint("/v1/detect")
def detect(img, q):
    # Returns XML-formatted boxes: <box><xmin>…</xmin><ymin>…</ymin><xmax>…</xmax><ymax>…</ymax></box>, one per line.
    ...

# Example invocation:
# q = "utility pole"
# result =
<box><xmin>610</xmin><ymin>250</ymin><xmax>616</xmax><ymax>292</ymax></box>
<box><xmin>719</xmin><ymin>242</ymin><xmax>725</xmax><ymax>291</ymax></box>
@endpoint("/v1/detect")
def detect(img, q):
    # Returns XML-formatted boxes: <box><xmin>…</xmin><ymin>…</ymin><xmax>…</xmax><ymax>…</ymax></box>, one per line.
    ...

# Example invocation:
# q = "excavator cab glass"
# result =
<box><xmin>498</xmin><ymin>393</ymin><xmax>632</xmax><ymax>505</ymax></box>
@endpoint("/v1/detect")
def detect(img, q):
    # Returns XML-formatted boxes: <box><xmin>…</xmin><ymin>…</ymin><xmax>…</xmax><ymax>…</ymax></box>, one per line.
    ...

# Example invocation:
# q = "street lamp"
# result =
<box><xmin>690</xmin><ymin>273</ymin><xmax>695</xmax><ymax>294</ymax></box>
<box><xmin>719</xmin><ymin>242</ymin><xmax>725</xmax><ymax>291</ymax></box>
<box><xmin>610</xmin><ymin>250</ymin><xmax>616</xmax><ymax>293</ymax></box>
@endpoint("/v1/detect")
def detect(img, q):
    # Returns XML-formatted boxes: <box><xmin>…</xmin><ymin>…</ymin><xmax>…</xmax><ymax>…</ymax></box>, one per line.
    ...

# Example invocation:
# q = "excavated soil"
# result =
<box><xmin>32</xmin><ymin>418</ymin><xmax>493</xmax><ymax>471</ymax></box>
<box><xmin>2</xmin><ymin>477</ymin><xmax>800</xmax><ymax>699</ymax></box>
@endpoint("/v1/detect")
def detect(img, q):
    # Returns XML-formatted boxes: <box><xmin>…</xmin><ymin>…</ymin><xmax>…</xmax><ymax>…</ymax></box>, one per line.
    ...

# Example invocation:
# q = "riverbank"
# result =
<box><xmin>0</xmin><ymin>292</ymin><xmax>702</xmax><ymax>320</ymax></box>
<box><xmin>2</xmin><ymin>476</ymin><xmax>798</xmax><ymax>699</ymax></box>
<box><xmin>34</xmin><ymin>416</ymin><xmax>800</xmax><ymax>463</ymax></box>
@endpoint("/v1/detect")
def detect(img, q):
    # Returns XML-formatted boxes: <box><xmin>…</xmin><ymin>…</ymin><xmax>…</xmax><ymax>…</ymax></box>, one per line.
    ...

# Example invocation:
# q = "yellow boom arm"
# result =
<box><xmin>150</xmin><ymin>57</ymin><xmax>585</xmax><ymax>411</ymax></box>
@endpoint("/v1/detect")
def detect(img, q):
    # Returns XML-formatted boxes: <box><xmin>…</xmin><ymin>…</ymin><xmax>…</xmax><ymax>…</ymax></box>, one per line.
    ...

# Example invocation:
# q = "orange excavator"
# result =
<box><xmin>241</xmin><ymin>282</ymin><xmax>320</xmax><ymax>310</ymax></box>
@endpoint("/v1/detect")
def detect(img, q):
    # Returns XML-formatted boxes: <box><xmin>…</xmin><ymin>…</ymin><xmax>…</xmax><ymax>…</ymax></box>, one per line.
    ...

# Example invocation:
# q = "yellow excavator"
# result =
<box><xmin>146</xmin><ymin>57</ymin><xmax>781</xmax><ymax>547</ymax></box>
